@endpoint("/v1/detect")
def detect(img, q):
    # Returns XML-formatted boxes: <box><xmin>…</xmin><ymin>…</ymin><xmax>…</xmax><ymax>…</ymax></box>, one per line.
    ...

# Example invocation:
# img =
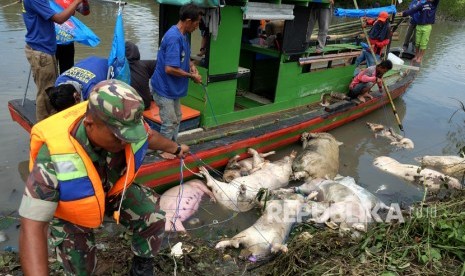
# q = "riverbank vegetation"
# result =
<box><xmin>1</xmin><ymin>188</ymin><xmax>464</xmax><ymax>275</ymax></box>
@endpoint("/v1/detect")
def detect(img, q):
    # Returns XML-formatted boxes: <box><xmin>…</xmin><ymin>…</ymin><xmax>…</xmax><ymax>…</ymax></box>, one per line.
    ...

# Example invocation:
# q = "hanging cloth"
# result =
<box><xmin>107</xmin><ymin>5</ymin><xmax>131</xmax><ymax>84</ymax></box>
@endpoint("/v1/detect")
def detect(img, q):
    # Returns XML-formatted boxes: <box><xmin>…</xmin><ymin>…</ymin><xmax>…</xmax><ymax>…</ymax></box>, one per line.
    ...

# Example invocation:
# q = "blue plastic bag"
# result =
<box><xmin>107</xmin><ymin>7</ymin><xmax>131</xmax><ymax>84</ymax></box>
<box><xmin>49</xmin><ymin>1</ymin><xmax>100</xmax><ymax>47</ymax></box>
<box><xmin>334</xmin><ymin>5</ymin><xmax>397</xmax><ymax>18</ymax></box>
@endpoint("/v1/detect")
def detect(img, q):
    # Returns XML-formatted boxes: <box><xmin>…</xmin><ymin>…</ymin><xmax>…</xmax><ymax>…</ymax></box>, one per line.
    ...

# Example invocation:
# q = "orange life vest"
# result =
<box><xmin>29</xmin><ymin>102</ymin><xmax>148</xmax><ymax>228</ymax></box>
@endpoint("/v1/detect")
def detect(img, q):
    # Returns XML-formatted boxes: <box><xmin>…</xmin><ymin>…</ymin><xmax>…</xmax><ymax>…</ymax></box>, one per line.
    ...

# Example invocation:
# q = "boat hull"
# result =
<box><xmin>7</xmin><ymin>71</ymin><xmax>416</xmax><ymax>192</ymax></box>
<box><xmin>136</xmin><ymin>71</ymin><xmax>415</xmax><ymax>191</ymax></box>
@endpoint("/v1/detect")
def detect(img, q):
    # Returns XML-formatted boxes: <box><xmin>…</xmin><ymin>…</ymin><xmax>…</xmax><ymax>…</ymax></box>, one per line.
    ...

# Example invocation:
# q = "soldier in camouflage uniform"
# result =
<box><xmin>19</xmin><ymin>79</ymin><xmax>190</xmax><ymax>276</ymax></box>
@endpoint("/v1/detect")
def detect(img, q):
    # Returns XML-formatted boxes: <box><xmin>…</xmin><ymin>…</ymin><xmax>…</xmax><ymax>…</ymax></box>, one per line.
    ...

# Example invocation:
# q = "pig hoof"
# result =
<box><xmin>187</xmin><ymin>218</ymin><xmax>201</xmax><ymax>225</ymax></box>
<box><xmin>247</xmin><ymin>148</ymin><xmax>257</xmax><ymax>155</ymax></box>
<box><xmin>306</xmin><ymin>191</ymin><xmax>319</xmax><ymax>200</ymax></box>
<box><xmin>352</xmin><ymin>223</ymin><xmax>367</xmax><ymax>232</ymax></box>
<box><xmin>292</xmin><ymin>171</ymin><xmax>307</xmax><ymax>180</ymax></box>
<box><xmin>325</xmin><ymin>221</ymin><xmax>339</xmax><ymax>230</ymax></box>
<box><xmin>271</xmin><ymin>243</ymin><xmax>288</xmax><ymax>253</ymax></box>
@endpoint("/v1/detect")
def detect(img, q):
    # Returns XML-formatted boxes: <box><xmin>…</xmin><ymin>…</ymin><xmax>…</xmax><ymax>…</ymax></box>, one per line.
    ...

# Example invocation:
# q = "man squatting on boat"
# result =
<box><xmin>348</xmin><ymin>60</ymin><xmax>393</xmax><ymax>103</ymax></box>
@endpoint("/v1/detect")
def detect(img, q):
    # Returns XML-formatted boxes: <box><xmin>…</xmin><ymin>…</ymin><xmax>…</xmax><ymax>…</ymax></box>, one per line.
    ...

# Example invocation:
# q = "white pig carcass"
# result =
<box><xmin>223</xmin><ymin>148</ymin><xmax>275</xmax><ymax>182</ymax></box>
<box><xmin>415</xmin><ymin>155</ymin><xmax>465</xmax><ymax>179</ymax></box>
<box><xmin>199</xmin><ymin>151</ymin><xmax>296</xmax><ymax>212</ymax></box>
<box><xmin>373</xmin><ymin>156</ymin><xmax>463</xmax><ymax>190</ymax></box>
<box><xmin>215</xmin><ymin>196</ymin><xmax>305</xmax><ymax>261</ymax></box>
<box><xmin>300</xmin><ymin>176</ymin><xmax>390</xmax><ymax>232</ymax></box>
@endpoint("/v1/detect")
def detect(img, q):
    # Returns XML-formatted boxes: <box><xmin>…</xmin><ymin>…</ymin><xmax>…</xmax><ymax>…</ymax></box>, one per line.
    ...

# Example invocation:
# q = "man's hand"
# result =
<box><xmin>177</xmin><ymin>144</ymin><xmax>190</xmax><ymax>158</ymax></box>
<box><xmin>191</xmin><ymin>73</ymin><xmax>202</xmax><ymax>84</ymax></box>
<box><xmin>190</xmin><ymin>64</ymin><xmax>199</xmax><ymax>75</ymax></box>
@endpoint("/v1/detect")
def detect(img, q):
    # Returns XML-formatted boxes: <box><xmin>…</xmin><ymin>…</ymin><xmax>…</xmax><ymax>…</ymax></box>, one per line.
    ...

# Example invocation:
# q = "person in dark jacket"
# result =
<box><xmin>125</xmin><ymin>41</ymin><xmax>156</xmax><ymax>110</ymax></box>
<box><xmin>399</xmin><ymin>0</ymin><xmax>439</xmax><ymax>63</ymax></box>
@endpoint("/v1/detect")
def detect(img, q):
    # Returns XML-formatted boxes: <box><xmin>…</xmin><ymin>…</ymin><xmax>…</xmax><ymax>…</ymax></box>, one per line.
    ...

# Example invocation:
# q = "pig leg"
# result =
<box><xmin>366</xmin><ymin>122</ymin><xmax>385</xmax><ymax>132</ymax></box>
<box><xmin>292</xmin><ymin>171</ymin><xmax>309</xmax><ymax>180</ymax></box>
<box><xmin>388</xmin><ymin>128</ymin><xmax>404</xmax><ymax>141</ymax></box>
<box><xmin>309</xmin><ymin>208</ymin><xmax>331</xmax><ymax>224</ymax></box>
<box><xmin>271</xmin><ymin>243</ymin><xmax>288</xmax><ymax>253</ymax></box>
<box><xmin>199</xmin><ymin>167</ymin><xmax>215</xmax><ymax>187</ymax></box>
<box><xmin>216</xmin><ymin>238</ymin><xmax>242</xmax><ymax>249</ymax></box>
<box><xmin>225</xmin><ymin>155</ymin><xmax>241</xmax><ymax>170</ymax></box>
<box><xmin>352</xmin><ymin>223</ymin><xmax>367</xmax><ymax>232</ymax></box>
<box><xmin>248</xmin><ymin>148</ymin><xmax>266</xmax><ymax>169</ymax></box>
<box><xmin>259</xmin><ymin>151</ymin><xmax>276</xmax><ymax>158</ymax></box>
<box><xmin>272</xmin><ymin>188</ymin><xmax>294</xmax><ymax>195</ymax></box>
<box><xmin>377</xmin><ymin>202</ymin><xmax>392</xmax><ymax>211</ymax></box>
<box><xmin>306</xmin><ymin>191</ymin><xmax>319</xmax><ymax>201</ymax></box>
<box><xmin>166</xmin><ymin>217</ymin><xmax>186</xmax><ymax>232</ymax></box>
<box><xmin>195</xmin><ymin>181</ymin><xmax>217</xmax><ymax>203</ymax></box>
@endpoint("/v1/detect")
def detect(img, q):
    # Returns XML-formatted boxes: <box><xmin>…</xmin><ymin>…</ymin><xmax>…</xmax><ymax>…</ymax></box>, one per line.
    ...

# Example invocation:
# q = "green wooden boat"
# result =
<box><xmin>8</xmin><ymin>0</ymin><xmax>417</xmax><ymax>191</ymax></box>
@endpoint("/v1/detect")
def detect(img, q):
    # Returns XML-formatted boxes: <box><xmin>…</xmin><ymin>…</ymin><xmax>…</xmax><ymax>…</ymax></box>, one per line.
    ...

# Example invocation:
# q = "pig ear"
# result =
<box><xmin>337</xmin><ymin>141</ymin><xmax>344</xmax><ymax>146</ymax></box>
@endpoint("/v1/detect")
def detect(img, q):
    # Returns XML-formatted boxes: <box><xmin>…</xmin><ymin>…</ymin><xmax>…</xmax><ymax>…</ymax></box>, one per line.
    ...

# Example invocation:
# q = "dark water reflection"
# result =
<box><xmin>0</xmin><ymin>1</ymin><xmax>464</xmax><ymax>251</ymax></box>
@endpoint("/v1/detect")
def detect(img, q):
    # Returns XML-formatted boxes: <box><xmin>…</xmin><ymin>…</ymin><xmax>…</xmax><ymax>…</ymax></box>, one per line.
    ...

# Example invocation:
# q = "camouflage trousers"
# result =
<box><xmin>49</xmin><ymin>183</ymin><xmax>165</xmax><ymax>276</ymax></box>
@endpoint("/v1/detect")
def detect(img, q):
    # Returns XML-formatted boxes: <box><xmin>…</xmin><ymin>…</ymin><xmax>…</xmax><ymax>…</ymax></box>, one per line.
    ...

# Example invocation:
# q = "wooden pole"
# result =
<box><xmin>353</xmin><ymin>0</ymin><xmax>404</xmax><ymax>131</ymax></box>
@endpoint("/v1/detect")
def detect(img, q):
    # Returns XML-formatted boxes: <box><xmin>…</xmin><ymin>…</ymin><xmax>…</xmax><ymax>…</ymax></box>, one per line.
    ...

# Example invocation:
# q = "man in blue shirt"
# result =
<box><xmin>150</xmin><ymin>3</ymin><xmax>202</xmax><ymax>159</ymax></box>
<box><xmin>399</xmin><ymin>0</ymin><xmax>440</xmax><ymax>63</ymax></box>
<box><xmin>45</xmin><ymin>56</ymin><xmax>108</xmax><ymax>111</ymax></box>
<box><xmin>22</xmin><ymin>0</ymin><xmax>82</xmax><ymax>122</ymax></box>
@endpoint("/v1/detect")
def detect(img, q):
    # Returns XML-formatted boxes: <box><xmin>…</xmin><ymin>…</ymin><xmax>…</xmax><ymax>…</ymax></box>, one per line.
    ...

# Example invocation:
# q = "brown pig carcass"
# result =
<box><xmin>215</xmin><ymin>196</ymin><xmax>305</xmax><ymax>261</ymax></box>
<box><xmin>366</xmin><ymin>122</ymin><xmax>414</xmax><ymax>149</ymax></box>
<box><xmin>160</xmin><ymin>179</ymin><xmax>215</xmax><ymax>232</ymax></box>
<box><xmin>223</xmin><ymin>148</ymin><xmax>275</xmax><ymax>182</ymax></box>
<box><xmin>292</xmin><ymin>132</ymin><xmax>342</xmax><ymax>181</ymax></box>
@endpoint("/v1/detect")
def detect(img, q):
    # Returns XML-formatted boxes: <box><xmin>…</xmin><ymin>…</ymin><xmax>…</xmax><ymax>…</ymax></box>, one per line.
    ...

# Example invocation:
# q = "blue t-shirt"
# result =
<box><xmin>56</xmin><ymin>56</ymin><xmax>108</xmax><ymax>99</ymax></box>
<box><xmin>22</xmin><ymin>0</ymin><xmax>57</xmax><ymax>55</ymax></box>
<box><xmin>150</xmin><ymin>25</ymin><xmax>191</xmax><ymax>99</ymax></box>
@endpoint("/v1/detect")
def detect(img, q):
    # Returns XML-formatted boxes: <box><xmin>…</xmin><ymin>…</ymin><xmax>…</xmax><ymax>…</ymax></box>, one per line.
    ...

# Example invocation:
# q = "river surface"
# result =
<box><xmin>1</xmin><ymin>0</ymin><xmax>464</xmax><ymax>252</ymax></box>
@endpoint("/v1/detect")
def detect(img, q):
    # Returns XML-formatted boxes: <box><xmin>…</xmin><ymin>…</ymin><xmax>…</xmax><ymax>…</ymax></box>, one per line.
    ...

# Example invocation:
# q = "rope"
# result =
<box><xmin>201</xmin><ymin>83</ymin><xmax>219</xmax><ymax>126</ymax></box>
<box><xmin>0</xmin><ymin>0</ymin><xmax>19</xmax><ymax>8</ymax></box>
<box><xmin>189</xmin><ymin>152</ymin><xmax>264</xmax><ymax>193</ymax></box>
<box><xmin>114</xmin><ymin>154</ymin><xmax>131</xmax><ymax>224</ymax></box>
<box><xmin>175</xmin><ymin>152</ymin><xmax>275</xmax><ymax>249</ymax></box>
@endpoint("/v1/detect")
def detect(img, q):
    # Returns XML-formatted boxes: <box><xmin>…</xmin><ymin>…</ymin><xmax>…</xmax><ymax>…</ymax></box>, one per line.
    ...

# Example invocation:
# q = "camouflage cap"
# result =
<box><xmin>88</xmin><ymin>79</ymin><xmax>147</xmax><ymax>143</ymax></box>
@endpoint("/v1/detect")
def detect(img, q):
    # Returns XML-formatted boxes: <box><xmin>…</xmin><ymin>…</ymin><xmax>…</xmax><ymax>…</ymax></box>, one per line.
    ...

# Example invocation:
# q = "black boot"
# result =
<box><xmin>129</xmin><ymin>255</ymin><xmax>154</xmax><ymax>276</ymax></box>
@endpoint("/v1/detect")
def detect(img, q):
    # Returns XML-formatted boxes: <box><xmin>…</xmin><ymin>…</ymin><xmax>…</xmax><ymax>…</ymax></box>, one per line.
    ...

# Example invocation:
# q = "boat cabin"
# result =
<box><xmin>154</xmin><ymin>0</ymin><xmax>362</xmax><ymax>130</ymax></box>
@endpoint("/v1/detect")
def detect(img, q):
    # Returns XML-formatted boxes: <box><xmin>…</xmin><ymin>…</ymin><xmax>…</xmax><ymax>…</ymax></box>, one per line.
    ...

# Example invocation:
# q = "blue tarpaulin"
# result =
<box><xmin>49</xmin><ymin>1</ymin><xmax>100</xmax><ymax>47</ymax></box>
<box><xmin>334</xmin><ymin>5</ymin><xmax>397</xmax><ymax>18</ymax></box>
<box><xmin>107</xmin><ymin>6</ymin><xmax>131</xmax><ymax>84</ymax></box>
<box><xmin>156</xmin><ymin>0</ymin><xmax>219</xmax><ymax>7</ymax></box>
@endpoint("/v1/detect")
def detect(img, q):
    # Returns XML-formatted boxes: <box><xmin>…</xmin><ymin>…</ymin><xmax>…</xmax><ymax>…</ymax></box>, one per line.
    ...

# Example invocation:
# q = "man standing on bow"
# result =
<box><xmin>150</xmin><ymin>3</ymin><xmax>203</xmax><ymax>159</ymax></box>
<box><xmin>306</xmin><ymin>0</ymin><xmax>334</xmax><ymax>54</ymax></box>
